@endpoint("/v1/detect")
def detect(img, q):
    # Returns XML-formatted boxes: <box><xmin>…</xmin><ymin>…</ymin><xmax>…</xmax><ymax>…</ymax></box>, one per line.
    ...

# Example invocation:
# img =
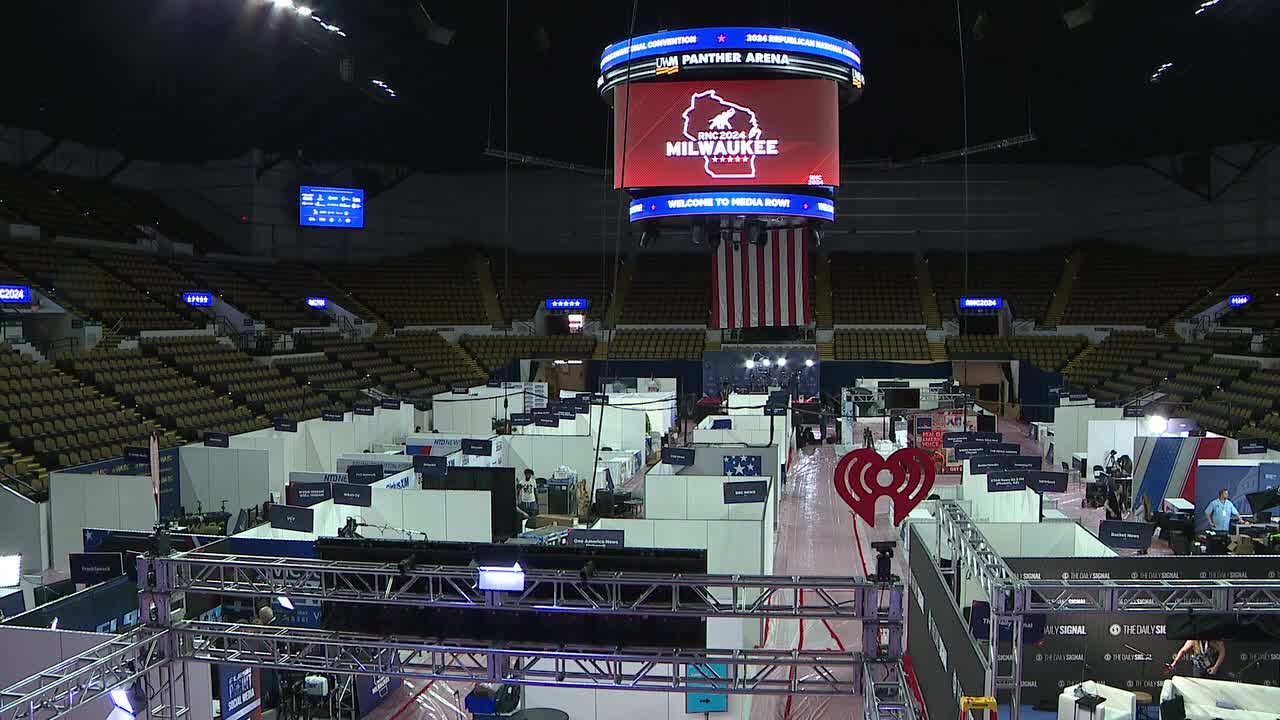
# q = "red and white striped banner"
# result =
<box><xmin>711</xmin><ymin>227</ymin><xmax>811</xmax><ymax>329</ymax></box>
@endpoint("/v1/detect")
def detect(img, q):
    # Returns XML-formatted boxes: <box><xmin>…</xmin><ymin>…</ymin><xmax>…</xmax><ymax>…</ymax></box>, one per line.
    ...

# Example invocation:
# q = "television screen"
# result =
<box><xmin>614</xmin><ymin>78</ymin><xmax>839</xmax><ymax>189</ymax></box>
<box><xmin>299</xmin><ymin>185</ymin><xmax>364</xmax><ymax>228</ymax></box>
<box><xmin>883</xmin><ymin>388</ymin><xmax>920</xmax><ymax>409</ymax></box>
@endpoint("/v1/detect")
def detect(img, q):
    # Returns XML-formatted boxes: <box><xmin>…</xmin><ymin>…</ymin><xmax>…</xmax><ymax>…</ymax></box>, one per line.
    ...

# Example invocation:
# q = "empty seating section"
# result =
<box><xmin>461</xmin><ymin>335</ymin><xmax>597</xmax><ymax>372</ymax></box>
<box><xmin>143</xmin><ymin>335</ymin><xmax>334</xmax><ymax>421</ymax></box>
<box><xmin>945</xmin><ymin>335</ymin><xmax>1087</xmax><ymax>371</ymax></box>
<box><xmin>1064</xmin><ymin>332</ymin><xmax>1168</xmax><ymax>394</ymax></box>
<box><xmin>830</xmin><ymin>254</ymin><xmax>921</xmax><ymax>324</ymax></box>
<box><xmin>928</xmin><ymin>251</ymin><xmax>1065</xmax><ymax>322</ymax></box>
<box><xmin>1063</xmin><ymin>245</ymin><xmax>1239</xmax><ymax>327</ymax></box>
<box><xmin>1</xmin><ymin>243</ymin><xmax>193</xmax><ymax>332</ymax></box>
<box><xmin>0</xmin><ymin>345</ymin><xmax>172</xmax><ymax>486</ymax></box>
<box><xmin>621</xmin><ymin>256</ymin><xmax>709</xmax><ymax>325</ymax></box>
<box><xmin>1235</xmin><ymin>371</ymin><xmax>1280</xmax><ymax>449</ymax></box>
<box><xmin>607</xmin><ymin>330</ymin><xmax>703</xmax><ymax>360</ymax></box>
<box><xmin>335</xmin><ymin>254</ymin><xmax>486</xmax><ymax>327</ymax></box>
<box><xmin>175</xmin><ymin>259</ymin><xmax>328</xmax><ymax>331</ymax></box>
<box><xmin>93</xmin><ymin>251</ymin><xmax>204</xmax><ymax>323</ymax></box>
<box><xmin>108</xmin><ymin>185</ymin><xmax>230</xmax><ymax>251</ymax></box>
<box><xmin>232</xmin><ymin>263</ymin><xmax>381</xmax><ymax>329</ymax></box>
<box><xmin>833</xmin><ymin>329</ymin><xmax>930</xmax><ymax>360</ymax></box>
<box><xmin>316</xmin><ymin>338</ymin><xmax>437</xmax><ymax>398</ymax></box>
<box><xmin>1064</xmin><ymin>332</ymin><xmax>1228</xmax><ymax>404</ymax></box>
<box><xmin>274</xmin><ymin>355</ymin><xmax>367</xmax><ymax>405</ymax></box>
<box><xmin>489</xmin><ymin>253</ymin><xmax>608</xmax><ymax>322</ymax></box>
<box><xmin>1179</xmin><ymin>256</ymin><xmax>1280</xmax><ymax>321</ymax></box>
<box><xmin>67</xmin><ymin>347</ymin><xmax>261</xmax><ymax>440</ymax></box>
<box><xmin>35</xmin><ymin>173</ymin><xmax>144</xmax><ymax>239</ymax></box>
<box><xmin>0</xmin><ymin>171</ymin><xmax>120</xmax><ymax>240</ymax></box>
<box><xmin>371</xmin><ymin>332</ymin><xmax>486</xmax><ymax>390</ymax></box>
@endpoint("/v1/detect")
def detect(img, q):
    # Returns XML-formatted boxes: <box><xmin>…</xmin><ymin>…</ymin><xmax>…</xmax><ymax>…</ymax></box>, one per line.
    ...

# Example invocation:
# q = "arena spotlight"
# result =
<box><xmin>271</xmin><ymin>0</ymin><xmax>294</xmax><ymax>9</ymax></box>
<box><xmin>638</xmin><ymin>220</ymin><xmax>660</xmax><ymax>249</ymax></box>
<box><xmin>295</xmin><ymin>5</ymin><xmax>312</xmax><ymax>16</ymax></box>
<box><xmin>808</xmin><ymin>221</ymin><xmax>825</xmax><ymax>248</ymax></box>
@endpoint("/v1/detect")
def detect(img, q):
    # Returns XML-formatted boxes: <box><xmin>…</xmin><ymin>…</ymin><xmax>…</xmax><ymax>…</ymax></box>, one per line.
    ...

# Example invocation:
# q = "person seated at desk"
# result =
<box><xmin>1205</xmin><ymin>488</ymin><xmax>1242</xmax><ymax>532</ymax></box>
<box><xmin>1103</xmin><ymin>449</ymin><xmax>1118</xmax><ymax>475</ymax></box>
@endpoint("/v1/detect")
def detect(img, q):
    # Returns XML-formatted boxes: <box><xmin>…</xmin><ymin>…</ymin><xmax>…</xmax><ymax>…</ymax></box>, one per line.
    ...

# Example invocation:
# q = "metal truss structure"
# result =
<box><xmin>0</xmin><ymin>628</ymin><xmax>187</xmax><ymax>720</ymax></box>
<box><xmin>932</xmin><ymin>500</ymin><xmax>1280</xmax><ymax>720</ymax></box>
<box><xmin>2</xmin><ymin>551</ymin><xmax>920</xmax><ymax>720</ymax></box>
<box><xmin>161</xmin><ymin>551</ymin><xmax>879</xmax><ymax>620</ymax></box>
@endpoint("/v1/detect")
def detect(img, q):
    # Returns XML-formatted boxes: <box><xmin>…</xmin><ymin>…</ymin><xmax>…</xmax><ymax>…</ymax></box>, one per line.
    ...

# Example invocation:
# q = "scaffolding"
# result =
<box><xmin>1</xmin><ymin>551</ymin><xmax>919</xmax><ymax>720</ymax></box>
<box><xmin>931</xmin><ymin>499</ymin><xmax>1280</xmax><ymax>720</ymax></box>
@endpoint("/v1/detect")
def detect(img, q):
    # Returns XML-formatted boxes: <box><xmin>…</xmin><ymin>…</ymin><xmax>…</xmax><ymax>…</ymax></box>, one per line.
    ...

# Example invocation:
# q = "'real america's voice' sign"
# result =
<box><xmin>615</xmin><ymin>79</ymin><xmax>839</xmax><ymax>189</ymax></box>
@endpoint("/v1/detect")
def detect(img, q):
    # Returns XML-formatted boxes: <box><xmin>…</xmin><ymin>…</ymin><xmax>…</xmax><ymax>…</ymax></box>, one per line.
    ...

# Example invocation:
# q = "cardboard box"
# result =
<box><xmin>531</xmin><ymin>514</ymin><xmax>575</xmax><ymax>529</ymax></box>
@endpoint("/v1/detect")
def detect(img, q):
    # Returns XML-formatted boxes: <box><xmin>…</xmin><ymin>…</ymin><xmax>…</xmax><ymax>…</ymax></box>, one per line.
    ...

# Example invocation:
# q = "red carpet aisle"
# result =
<box><xmin>750</xmin><ymin>436</ymin><xmax>919</xmax><ymax>720</ymax></box>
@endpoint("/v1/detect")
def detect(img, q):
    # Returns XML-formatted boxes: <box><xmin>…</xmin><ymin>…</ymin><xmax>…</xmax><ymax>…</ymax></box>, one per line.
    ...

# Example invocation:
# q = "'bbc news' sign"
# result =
<box><xmin>0</xmin><ymin>285</ymin><xmax>32</xmax><ymax>304</ymax></box>
<box><xmin>723</xmin><ymin>480</ymin><xmax>768</xmax><ymax>504</ymax></box>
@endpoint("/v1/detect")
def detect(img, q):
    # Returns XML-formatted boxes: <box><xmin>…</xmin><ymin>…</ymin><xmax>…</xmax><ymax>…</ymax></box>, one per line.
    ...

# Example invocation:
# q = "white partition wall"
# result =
<box><xmin>432</xmin><ymin>387</ymin><xmax>524</xmax><ymax>434</ymax></box>
<box><xmin>1086</xmin><ymin>418</ymin><xmax>1140</xmax><ymax>472</ymax></box>
<box><xmin>1052</xmin><ymin>404</ymin><xmax>1122</xmax><ymax>467</ymax></box>
<box><xmin>49</xmin><ymin>472</ymin><xmax>156</xmax><ymax>571</ymax></box>
<box><xmin>0</xmin><ymin>485</ymin><xmax>48</xmax><ymax>571</ymax></box>
<box><xmin>959</xmin><ymin>462</ymin><xmax>1040</xmax><ymax>523</ymax></box>
<box><xmin>179</xmin><ymin>445</ymin><xmax>272</xmax><ymax>514</ymax></box>
<box><xmin>243</xmin><ymin>488</ymin><xmax>492</xmax><ymax>543</ymax></box>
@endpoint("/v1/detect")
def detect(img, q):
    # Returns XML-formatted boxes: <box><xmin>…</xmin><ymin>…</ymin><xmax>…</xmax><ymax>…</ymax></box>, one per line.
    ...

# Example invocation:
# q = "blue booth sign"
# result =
<box><xmin>0</xmin><ymin>285</ymin><xmax>32</xmax><ymax>304</ymax></box>
<box><xmin>546</xmin><ymin>298</ymin><xmax>589</xmax><ymax>311</ymax></box>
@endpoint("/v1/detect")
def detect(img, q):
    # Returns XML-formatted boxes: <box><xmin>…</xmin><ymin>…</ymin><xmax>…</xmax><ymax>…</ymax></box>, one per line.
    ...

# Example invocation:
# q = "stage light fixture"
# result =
<box><xmin>808</xmin><ymin>221</ymin><xmax>825</xmax><ymax>248</ymax></box>
<box><xmin>776</xmin><ymin>358</ymin><xmax>787</xmax><ymax>367</ymax></box>
<box><xmin>743</xmin><ymin>360</ymin><xmax>755</xmax><ymax>370</ymax></box>
<box><xmin>638</xmin><ymin>220</ymin><xmax>660</xmax><ymax>249</ymax></box>
<box><xmin>1147</xmin><ymin>415</ymin><xmax>1168</xmax><ymax>434</ymax></box>
<box><xmin>804</xmin><ymin>359</ymin><xmax>815</xmax><ymax>368</ymax></box>
<box><xmin>275</xmin><ymin>596</ymin><xmax>295</xmax><ymax>611</ymax></box>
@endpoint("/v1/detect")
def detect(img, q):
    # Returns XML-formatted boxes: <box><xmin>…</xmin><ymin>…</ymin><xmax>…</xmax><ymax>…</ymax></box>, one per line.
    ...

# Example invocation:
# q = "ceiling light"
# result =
<box><xmin>1147</xmin><ymin>415</ymin><xmax>1168</xmax><ymax>434</ymax></box>
<box><xmin>804</xmin><ymin>359</ymin><xmax>815</xmax><ymax>368</ymax></box>
<box><xmin>295</xmin><ymin>6</ymin><xmax>313</xmax><ymax>17</ymax></box>
<box><xmin>272</xmin><ymin>0</ymin><xmax>294</xmax><ymax>9</ymax></box>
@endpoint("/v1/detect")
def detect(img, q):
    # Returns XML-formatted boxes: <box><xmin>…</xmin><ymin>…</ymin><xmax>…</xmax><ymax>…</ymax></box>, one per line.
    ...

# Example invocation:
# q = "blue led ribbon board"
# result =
<box><xmin>0</xmin><ymin>285</ymin><xmax>31</xmax><ymax>304</ymax></box>
<box><xmin>1229</xmin><ymin>294</ymin><xmax>1251</xmax><ymax>307</ymax></box>
<box><xmin>300</xmin><ymin>186</ymin><xmax>364</xmax><ymax>228</ymax></box>
<box><xmin>629</xmin><ymin>191</ymin><xmax>834</xmax><ymax>222</ymax></box>
<box><xmin>959</xmin><ymin>297</ymin><xmax>1003</xmax><ymax>309</ymax></box>
<box><xmin>600</xmin><ymin>27</ymin><xmax>861</xmax><ymax>74</ymax></box>
<box><xmin>546</xmin><ymin>298</ymin><xmax>589</xmax><ymax>311</ymax></box>
<box><xmin>182</xmin><ymin>291</ymin><xmax>213</xmax><ymax>307</ymax></box>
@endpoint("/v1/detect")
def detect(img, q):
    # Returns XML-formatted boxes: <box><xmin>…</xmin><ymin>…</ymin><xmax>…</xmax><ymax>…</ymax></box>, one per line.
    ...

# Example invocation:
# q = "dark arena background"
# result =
<box><xmin>0</xmin><ymin>3</ymin><xmax>1277</xmax><ymax>720</ymax></box>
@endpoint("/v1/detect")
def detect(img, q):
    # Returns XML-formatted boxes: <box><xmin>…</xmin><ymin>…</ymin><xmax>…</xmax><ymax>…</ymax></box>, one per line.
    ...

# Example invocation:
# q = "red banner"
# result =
<box><xmin>614</xmin><ymin>79</ymin><xmax>839</xmax><ymax>189</ymax></box>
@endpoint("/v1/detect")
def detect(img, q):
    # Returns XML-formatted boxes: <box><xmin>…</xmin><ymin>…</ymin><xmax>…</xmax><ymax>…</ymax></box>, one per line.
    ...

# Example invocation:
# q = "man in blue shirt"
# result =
<box><xmin>1205</xmin><ymin>488</ymin><xmax>1241</xmax><ymax>532</ymax></box>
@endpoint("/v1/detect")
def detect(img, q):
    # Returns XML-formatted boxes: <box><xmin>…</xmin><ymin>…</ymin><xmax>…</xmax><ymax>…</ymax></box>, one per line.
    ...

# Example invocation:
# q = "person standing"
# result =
<box><xmin>517</xmin><ymin>469</ymin><xmax>539</xmax><ymax>522</ymax></box>
<box><xmin>1204</xmin><ymin>488</ymin><xmax>1241</xmax><ymax>532</ymax></box>
<box><xmin>1171</xmin><ymin>639</ymin><xmax>1225</xmax><ymax>677</ymax></box>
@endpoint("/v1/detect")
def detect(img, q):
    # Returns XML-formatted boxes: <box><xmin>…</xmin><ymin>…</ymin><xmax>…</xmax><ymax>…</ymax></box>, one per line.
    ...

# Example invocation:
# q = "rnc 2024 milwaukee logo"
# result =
<box><xmin>664</xmin><ymin>89</ymin><xmax>781</xmax><ymax>180</ymax></box>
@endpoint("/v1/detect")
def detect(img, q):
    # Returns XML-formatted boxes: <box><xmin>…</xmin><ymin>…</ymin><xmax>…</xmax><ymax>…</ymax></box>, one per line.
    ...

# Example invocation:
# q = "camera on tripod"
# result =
<box><xmin>871</xmin><ymin>540</ymin><xmax>897</xmax><ymax>584</ymax></box>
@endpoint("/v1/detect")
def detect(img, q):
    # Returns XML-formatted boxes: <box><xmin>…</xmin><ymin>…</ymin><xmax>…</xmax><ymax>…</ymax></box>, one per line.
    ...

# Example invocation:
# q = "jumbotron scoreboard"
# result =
<box><xmin>599</xmin><ymin>26</ymin><xmax>862</xmax><ymax>227</ymax></box>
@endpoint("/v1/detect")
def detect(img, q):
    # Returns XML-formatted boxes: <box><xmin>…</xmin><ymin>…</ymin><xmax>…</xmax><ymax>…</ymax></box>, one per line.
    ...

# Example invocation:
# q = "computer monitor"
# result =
<box><xmin>1245</xmin><ymin>488</ymin><xmax>1280</xmax><ymax>517</ymax></box>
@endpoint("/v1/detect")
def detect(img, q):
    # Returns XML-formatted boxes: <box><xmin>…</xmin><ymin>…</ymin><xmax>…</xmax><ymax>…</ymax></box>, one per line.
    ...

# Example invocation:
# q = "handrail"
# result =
<box><xmin>0</xmin><ymin>466</ymin><xmax>44</xmax><ymax>501</ymax></box>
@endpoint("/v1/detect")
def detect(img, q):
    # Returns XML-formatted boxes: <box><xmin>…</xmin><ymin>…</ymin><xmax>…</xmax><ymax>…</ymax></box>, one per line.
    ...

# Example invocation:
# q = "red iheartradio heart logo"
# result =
<box><xmin>833</xmin><ymin>447</ymin><xmax>936</xmax><ymax>526</ymax></box>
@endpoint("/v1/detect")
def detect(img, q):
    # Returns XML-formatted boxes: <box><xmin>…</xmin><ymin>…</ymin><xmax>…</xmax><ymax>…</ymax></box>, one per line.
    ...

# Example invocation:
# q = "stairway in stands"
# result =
<box><xmin>592</xmin><ymin>340</ymin><xmax>610</xmax><ymax>360</ymax></box>
<box><xmin>814</xmin><ymin>257</ymin><xmax>833</xmax><ymax>330</ymax></box>
<box><xmin>474</xmin><ymin>255</ymin><xmax>507</xmax><ymax>328</ymax></box>
<box><xmin>1062</xmin><ymin>339</ymin><xmax>1100</xmax><ymax>377</ymax></box>
<box><xmin>817</xmin><ymin>340</ymin><xmax>834</xmax><ymax>360</ymax></box>
<box><xmin>913</xmin><ymin>259</ymin><xmax>942</xmax><ymax>329</ymax></box>
<box><xmin>1043</xmin><ymin>248</ymin><xmax>1084</xmax><ymax>328</ymax></box>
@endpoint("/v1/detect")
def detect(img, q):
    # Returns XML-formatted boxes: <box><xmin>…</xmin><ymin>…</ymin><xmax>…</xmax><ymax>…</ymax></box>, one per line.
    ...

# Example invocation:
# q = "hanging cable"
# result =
<box><xmin>502</xmin><ymin>0</ymin><xmax>512</xmax><ymax>359</ymax></box>
<box><xmin>955</xmin><ymin>0</ymin><xmax>971</xmax><ymax>389</ymax></box>
<box><xmin>589</xmin><ymin>0</ymin><xmax>640</xmax><ymax>513</ymax></box>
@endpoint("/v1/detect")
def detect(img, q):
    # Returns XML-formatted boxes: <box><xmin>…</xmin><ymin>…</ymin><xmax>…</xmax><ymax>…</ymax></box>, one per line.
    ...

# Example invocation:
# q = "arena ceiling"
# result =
<box><xmin>2</xmin><ymin>0</ymin><xmax>1275</xmax><ymax>171</ymax></box>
